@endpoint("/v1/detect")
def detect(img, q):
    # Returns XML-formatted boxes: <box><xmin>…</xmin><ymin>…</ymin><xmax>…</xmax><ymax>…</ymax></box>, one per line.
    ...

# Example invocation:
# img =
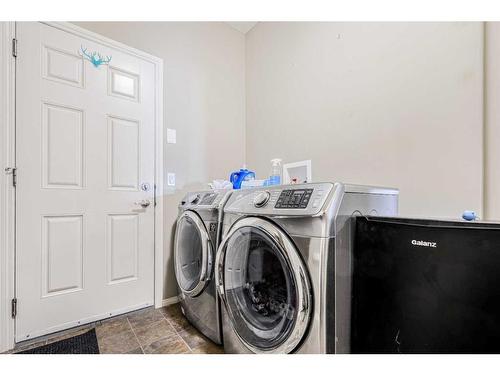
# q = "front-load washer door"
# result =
<box><xmin>174</xmin><ymin>211</ymin><xmax>213</xmax><ymax>297</ymax></box>
<box><xmin>216</xmin><ymin>217</ymin><xmax>312</xmax><ymax>353</ymax></box>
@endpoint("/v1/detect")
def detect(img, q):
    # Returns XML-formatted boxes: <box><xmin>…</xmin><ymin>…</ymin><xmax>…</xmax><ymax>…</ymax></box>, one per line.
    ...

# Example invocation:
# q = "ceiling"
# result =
<box><xmin>226</xmin><ymin>22</ymin><xmax>258</xmax><ymax>34</ymax></box>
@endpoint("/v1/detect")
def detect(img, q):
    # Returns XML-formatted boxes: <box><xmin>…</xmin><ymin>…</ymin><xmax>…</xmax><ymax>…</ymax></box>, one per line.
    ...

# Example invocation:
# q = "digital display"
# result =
<box><xmin>275</xmin><ymin>189</ymin><xmax>313</xmax><ymax>209</ymax></box>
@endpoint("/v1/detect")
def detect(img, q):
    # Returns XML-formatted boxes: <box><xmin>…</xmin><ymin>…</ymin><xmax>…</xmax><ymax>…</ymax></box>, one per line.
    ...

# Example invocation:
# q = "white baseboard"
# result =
<box><xmin>162</xmin><ymin>296</ymin><xmax>179</xmax><ymax>307</ymax></box>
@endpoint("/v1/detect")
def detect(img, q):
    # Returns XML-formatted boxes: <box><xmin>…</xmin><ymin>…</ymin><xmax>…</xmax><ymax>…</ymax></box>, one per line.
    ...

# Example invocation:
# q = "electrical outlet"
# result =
<box><xmin>167</xmin><ymin>173</ymin><xmax>176</xmax><ymax>186</ymax></box>
<box><xmin>166</xmin><ymin>128</ymin><xmax>176</xmax><ymax>144</ymax></box>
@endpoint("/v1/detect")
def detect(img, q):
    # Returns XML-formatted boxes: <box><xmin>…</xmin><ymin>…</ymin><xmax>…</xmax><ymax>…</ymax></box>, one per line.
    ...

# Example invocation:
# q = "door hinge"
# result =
<box><xmin>5</xmin><ymin>167</ymin><xmax>17</xmax><ymax>187</ymax></box>
<box><xmin>12</xmin><ymin>38</ymin><xmax>17</xmax><ymax>58</ymax></box>
<box><xmin>11</xmin><ymin>298</ymin><xmax>17</xmax><ymax>319</ymax></box>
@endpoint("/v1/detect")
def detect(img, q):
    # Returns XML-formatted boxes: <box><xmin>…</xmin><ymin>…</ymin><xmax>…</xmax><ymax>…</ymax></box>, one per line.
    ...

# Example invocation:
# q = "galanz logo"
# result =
<box><xmin>411</xmin><ymin>239</ymin><xmax>437</xmax><ymax>248</ymax></box>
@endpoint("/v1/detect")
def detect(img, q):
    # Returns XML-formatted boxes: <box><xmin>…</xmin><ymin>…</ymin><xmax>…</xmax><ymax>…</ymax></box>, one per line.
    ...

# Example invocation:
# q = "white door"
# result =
<box><xmin>15</xmin><ymin>22</ymin><xmax>157</xmax><ymax>341</ymax></box>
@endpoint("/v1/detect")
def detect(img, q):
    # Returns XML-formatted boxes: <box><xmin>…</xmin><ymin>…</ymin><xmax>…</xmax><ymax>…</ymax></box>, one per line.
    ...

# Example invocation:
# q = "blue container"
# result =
<box><xmin>230</xmin><ymin>168</ymin><xmax>256</xmax><ymax>189</ymax></box>
<box><xmin>462</xmin><ymin>210</ymin><xmax>477</xmax><ymax>221</ymax></box>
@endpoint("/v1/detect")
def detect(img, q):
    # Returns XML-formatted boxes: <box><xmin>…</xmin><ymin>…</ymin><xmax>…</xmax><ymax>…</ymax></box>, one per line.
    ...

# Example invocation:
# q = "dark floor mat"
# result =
<box><xmin>16</xmin><ymin>329</ymin><xmax>100</xmax><ymax>354</ymax></box>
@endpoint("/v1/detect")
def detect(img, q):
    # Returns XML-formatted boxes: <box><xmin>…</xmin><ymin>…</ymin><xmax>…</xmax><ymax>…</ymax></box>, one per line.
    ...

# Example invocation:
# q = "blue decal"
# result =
<box><xmin>80</xmin><ymin>46</ymin><xmax>112</xmax><ymax>68</ymax></box>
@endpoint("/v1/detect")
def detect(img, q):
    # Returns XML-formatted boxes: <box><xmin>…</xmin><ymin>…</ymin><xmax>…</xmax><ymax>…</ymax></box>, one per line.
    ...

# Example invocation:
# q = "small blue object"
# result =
<box><xmin>230</xmin><ymin>168</ymin><xmax>256</xmax><ymax>189</ymax></box>
<box><xmin>462</xmin><ymin>211</ymin><xmax>477</xmax><ymax>221</ymax></box>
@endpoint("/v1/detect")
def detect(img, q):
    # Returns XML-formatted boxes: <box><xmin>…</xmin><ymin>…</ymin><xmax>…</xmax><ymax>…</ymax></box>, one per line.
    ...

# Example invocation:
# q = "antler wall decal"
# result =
<box><xmin>79</xmin><ymin>46</ymin><xmax>112</xmax><ymax>67</ymax></box>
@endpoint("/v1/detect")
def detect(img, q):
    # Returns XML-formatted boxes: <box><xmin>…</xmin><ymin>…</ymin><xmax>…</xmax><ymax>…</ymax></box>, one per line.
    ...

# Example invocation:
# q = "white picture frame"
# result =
<box><xmin>283</xmin><ymin>160</ymin><xmax>312</xmax><ymax>184</ymax></box>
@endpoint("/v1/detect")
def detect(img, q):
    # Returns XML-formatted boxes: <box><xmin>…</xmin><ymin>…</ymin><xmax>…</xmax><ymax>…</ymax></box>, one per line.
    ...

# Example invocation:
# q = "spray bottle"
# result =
<box><xmin>268</xmin><ymin>158</ymin><xmax>282</xmax><ymax>186</ymax></box>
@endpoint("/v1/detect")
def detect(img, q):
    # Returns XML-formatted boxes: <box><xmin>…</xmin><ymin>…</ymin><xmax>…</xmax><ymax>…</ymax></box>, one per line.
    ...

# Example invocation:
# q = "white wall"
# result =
<box><xmin>75</xmin><ymin>22</ymin><xmax>246</xmax><ymax>299</ymax></box>
<box><xmin>73</xmin><ymin>22</ymin><xmax>488</xmax><ymax>299</ymax></box>
<box><xmin>485</xmin><ymin>22</ymin><xmax>500</xmax><ymax>220</ymax></box>
<box><xmin>246</xmin><ymin>22</ymin><xmax>484</xmax><ymax>218</ymax></box>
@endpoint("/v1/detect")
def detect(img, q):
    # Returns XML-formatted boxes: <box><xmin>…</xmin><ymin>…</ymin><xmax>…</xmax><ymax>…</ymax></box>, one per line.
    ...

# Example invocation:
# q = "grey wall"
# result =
<box><xmin>75</xmin><ymin>22</ymin><xmax>246</xmax><ymax>300</ymax></box>
<box><xmin>246</xmin><ymin>22</ymin><xmax>484</xmax><ymax>218</ymax></box>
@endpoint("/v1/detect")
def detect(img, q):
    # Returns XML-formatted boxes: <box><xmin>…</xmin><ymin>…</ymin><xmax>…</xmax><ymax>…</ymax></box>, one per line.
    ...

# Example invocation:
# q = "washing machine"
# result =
<box><xmin>174</xmin><ymin>189</ymin><xmax>233</xmax><ymax>345</ymax></box>
<box><xmin>215</xmin><ymin>182</ymin><xmax>398</xmax><ymax>353</ymax></box>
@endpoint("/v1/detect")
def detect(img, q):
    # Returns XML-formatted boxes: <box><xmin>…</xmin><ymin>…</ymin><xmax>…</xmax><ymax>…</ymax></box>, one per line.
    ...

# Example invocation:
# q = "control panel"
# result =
<box><xmin>180</xmin><ymin>190</ymin><xmax>232</xmax><ymax>209</ymax></box>
<box><xmin>199</xmin><ymin>192</ymin><xmax>218</xmax><ymax>205</ymax></box>
<box><xmin>275</xmin><ymin>189</ymin><xmax>313</xmax><ymax>209</ymax></box>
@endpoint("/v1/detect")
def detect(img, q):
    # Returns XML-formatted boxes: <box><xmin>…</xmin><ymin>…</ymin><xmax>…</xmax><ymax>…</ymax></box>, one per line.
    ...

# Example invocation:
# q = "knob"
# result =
<box><xmin>135</xmin><ymin>199</ymin><xmax>151</xmax><ymax>208</ymax></box>
<box><xmin>253</xmin><ymin>191</ymin><xmax>270</xmax><ymax>207</ymax></box>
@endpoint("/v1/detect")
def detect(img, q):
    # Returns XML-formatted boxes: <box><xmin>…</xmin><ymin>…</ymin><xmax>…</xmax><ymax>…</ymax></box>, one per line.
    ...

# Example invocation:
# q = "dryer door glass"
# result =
<box><xmin>174</xmin><ymin>211</ymin><xmax>211</xmax><ymax>295</ymax></box>
<box><xmin>222</xmin><ymin>226</ymin><xmax>300</xmax><ymax>351</ymax></box>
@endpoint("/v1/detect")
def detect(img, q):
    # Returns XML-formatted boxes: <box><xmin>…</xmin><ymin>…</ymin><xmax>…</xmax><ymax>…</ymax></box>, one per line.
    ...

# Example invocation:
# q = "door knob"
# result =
<box><xmin>135</xmin><ymin>199</ymin><xmax>151</xmax><ymax>208</ymax></box>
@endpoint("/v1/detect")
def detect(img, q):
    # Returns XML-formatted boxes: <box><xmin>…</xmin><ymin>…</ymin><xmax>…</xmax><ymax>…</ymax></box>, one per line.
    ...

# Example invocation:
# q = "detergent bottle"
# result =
<box><xmin>230</xmin><ymin>166</ymin><xmax>256</xmax><ymax>189</ymax></box>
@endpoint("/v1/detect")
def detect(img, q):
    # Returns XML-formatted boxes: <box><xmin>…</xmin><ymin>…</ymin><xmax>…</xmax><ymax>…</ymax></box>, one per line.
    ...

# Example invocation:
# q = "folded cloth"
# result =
<box><xmin>209</xmin><ymin>179</ymin><xmax>233</xmax><ymax>190</ymax></box>
<box><xmin>241</xmin><ymin>179</ymin><xmax>267</xmax><ymax>189</ymax></box>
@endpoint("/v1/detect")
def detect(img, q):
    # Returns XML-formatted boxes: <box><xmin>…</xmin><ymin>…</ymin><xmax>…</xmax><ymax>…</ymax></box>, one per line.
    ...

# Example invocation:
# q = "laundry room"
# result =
<box><xmin>2</xmin><ymin>0</ymin><xmax>500</xmax><ymax>374</ymax></box>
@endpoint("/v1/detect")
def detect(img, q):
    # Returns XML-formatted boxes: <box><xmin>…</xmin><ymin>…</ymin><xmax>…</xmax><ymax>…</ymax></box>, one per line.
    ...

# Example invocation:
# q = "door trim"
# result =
<box><xmin>0</xmin><ymin>22</ymin><xmax>164</xmax><ymax>352</ymax></box>
<box><xmin>0</xmin><ymin>21</ymin><xmax>16</xmax><ymax>353</ymax></box>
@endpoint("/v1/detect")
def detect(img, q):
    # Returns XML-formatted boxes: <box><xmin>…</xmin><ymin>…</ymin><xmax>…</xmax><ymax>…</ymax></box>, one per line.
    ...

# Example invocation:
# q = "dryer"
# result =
<box><xmin>174</xmin><ymin>189</ymin><xmax>232</xmax><ymax>345</ymax></box>
<box><xmin>215</xmin><ymin>182</ymin><xmax>398</xmax><ymax>353</ymax></box>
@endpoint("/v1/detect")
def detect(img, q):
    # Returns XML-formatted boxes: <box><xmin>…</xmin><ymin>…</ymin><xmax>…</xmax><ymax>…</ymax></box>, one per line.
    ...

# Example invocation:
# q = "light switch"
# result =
<box><xmin>166</xmin><ymin>128</ymin><xmax>176</xmax><ymax>144</ymax></box>
<box><xmin>167</xmin><ymin>173</ymin><xmax>176</xmax><ymax>186</ymax></box>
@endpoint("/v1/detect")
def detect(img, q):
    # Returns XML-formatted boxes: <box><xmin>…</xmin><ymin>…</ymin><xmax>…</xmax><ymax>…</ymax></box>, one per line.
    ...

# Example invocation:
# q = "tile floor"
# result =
<box><xmin>6</xmin><ymin>304</ymin><xmax>224</xmax><ymax>354</ymax></box>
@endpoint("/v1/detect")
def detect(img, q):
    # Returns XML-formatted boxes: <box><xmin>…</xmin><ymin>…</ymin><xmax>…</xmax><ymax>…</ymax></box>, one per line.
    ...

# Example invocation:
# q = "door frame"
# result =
<box><xmin>0</xmin><ymin>21</ymin><xmax>164</xmax><ymax>352</ymax></box>
<box><xmin>0</xmin><ymin>21</ymin><xmax>16</xmax><ymax>353</ymax></box>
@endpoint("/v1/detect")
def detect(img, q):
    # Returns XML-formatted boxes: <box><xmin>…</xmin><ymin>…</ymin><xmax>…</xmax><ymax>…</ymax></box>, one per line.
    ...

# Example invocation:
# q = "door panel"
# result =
<box><xmin>106</xmin><ymin>214</ymin><xmax>139</xmax><ymax>284</ymax></box>
<box><xmin>42</xmin><ymin>45</ymin><xmax>84</xmax><ymax>88</ymax></box>
<box><xmin>107</xmin><ymin>116</ymin><xmax>140</xmax><ymax>190</ymax></box>
<box><xmin>108</xmin><ymin>66</ymin><xmax>140</xmax><ymax>102</ymax></box>
<box><xmin>42</xmin><ymin>215</ymin><xmax>84</xmax><ymax>297</ymax></box>
<box><xmin>42</xmin><ymin>102</ymin><xmax>85</xmax><ymax>189</ymax></box>
<box><xmin>174</xmin><ymin>211</ymin><xmax>212</xmax><ymax>297</ymax></box>
<box><xmin>223</xmin><ymin>226</ymin><xmax>298</xmax><ymax>351</ymax></box>
<box><xmin>16</xmin><ymin>22</ymin><xmax>156</xmax><ymax>341</ymax></box>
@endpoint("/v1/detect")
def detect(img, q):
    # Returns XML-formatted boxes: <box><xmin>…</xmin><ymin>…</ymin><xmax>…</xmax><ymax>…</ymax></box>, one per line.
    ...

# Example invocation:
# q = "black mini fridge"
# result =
<box><xmin>352</xmin><ymin>216</ymin><xmax>500</xmax><ymax>354</ymax></box>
